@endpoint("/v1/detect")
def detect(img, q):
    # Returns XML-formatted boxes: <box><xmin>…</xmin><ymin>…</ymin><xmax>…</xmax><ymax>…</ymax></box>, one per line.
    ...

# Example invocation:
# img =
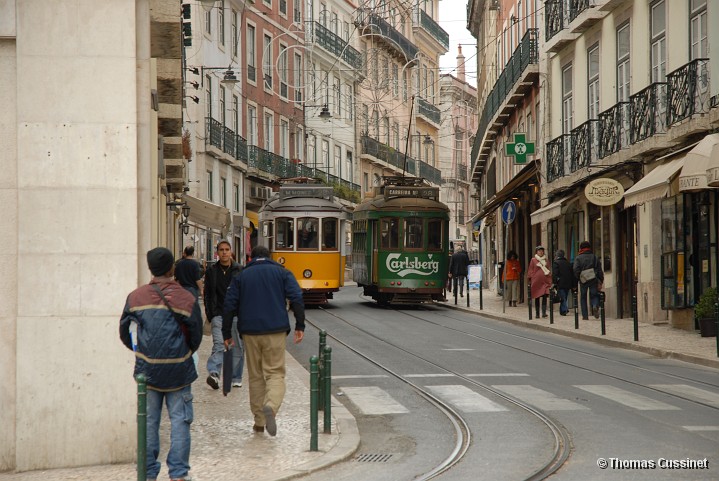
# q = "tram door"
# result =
<box><xmin>617</xmin><ymin>206</ymin><xmax>637</xmax><ymax>318</ymax></box>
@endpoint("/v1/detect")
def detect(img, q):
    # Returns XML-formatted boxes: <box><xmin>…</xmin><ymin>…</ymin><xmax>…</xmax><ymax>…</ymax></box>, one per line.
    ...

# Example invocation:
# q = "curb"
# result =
<box><xmin>440</xmin><ymin>303</ymin><xmax>719</xmax><ymax>370</ymax></box>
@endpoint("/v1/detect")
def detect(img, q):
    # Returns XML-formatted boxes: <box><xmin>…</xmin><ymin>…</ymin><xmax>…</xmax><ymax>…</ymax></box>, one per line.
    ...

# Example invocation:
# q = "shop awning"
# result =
<box><xmin>184</xmin><ymin>195</ymin><xmax>231</xmax><ymax>232</ymax></box>
<box><xmin>470</xmin><ymin>163</ymin><xmax>538</xmax><ymax>223</ymax></box>
<box><xmin>679</xmin><ymin>133</ymin><xmax>719</xmax><ymax>191</ymax></box>
<box><xmin>245</xmin><ymin>210</ymin><xmax>259</xmax><ymax>229</ymax></box>
<box><xmin>530</xmin><ymin>196</ymin><xmax>570</xmax><ymax>225</ymax></box>
<box><xmin>623</xmin><ymin>157</ymin><xmax>684</xmax><ymax>207</ymax></box>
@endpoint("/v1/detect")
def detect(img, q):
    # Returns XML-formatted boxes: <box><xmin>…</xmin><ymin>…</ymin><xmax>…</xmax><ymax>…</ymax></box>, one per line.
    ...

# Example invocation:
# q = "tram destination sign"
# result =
<box><xmin>280</xmin><ymin>186</ymin><xmax>334</xmax><ymax>200</ymax></box>
<box><xmin>384</xmin><ymin>186</ymin><xmax>438</xmax><ymax>200</ymax></box>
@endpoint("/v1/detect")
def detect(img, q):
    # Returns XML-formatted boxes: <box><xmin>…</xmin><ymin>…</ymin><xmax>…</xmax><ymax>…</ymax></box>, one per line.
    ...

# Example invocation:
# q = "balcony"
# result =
<box><xmin>417</xmin><ymin>97</ymin><xmax>441</xmax><ymax>125</ymax></box>
<box><xmin>570</xmin><ymin>119</ymin><xmax>598</xmax><ymax>172</ymax></box>
<box><xmin>361</xmin><ymin>135</ymin><xmax>417</xmax><ymax>174</ymax></box>
<box><xmin>544</xmin><ymin>0</ymin><xmax>607</xmax><ymax>52</ymax></box>
<box><xmin>356</xmin><ymin>9</ymin><xmax>419</xmax><ymax>61</ymax></box>
<box><xmin>236</xmin><ymin>136</ymin><xmax>248</xmax><ymax>163</ymax></box>
<box><xmin>207</xmin><ymin>117</ymin><xmax>223</xmax><ymax>150</ymax></box>
<box><xmin>413</xmin><ymin>8</ymin><xmax>449</xmax><ymax>52</ymax></box>
<box><xmin>206</xmin><ymin>117</ymin><xmax>248</xmax><ymax>166</ymax></box>
<box><xmin>629</xmin><ymin>82</ymin><xmax>667</xmax><ymax>144</ymax></box>
<box><xmin>419</xmin><ymin>160</ymin><xmax>442</xmax><ymax>186</ymax></box>
<box><xmin>312</xmin><ymin>22</ymin><xmax>362</xmax><ymax>70</ymax></box>
<box><xmin>471</xmin><ymin>29</ymin><xmax>539</xmax><ymax>179</ymax></box>
<box><xmin>598</xmin><ymin>102</ymin><xmax>630</xmax><ymax>159</ymax></box>
<box><xmin>546</xmin><ymin>134</ymin><xmax>570</xmax><ymax>183</ymax></box>
<box><xmin>545</xmin><ymin>0</ymin><xmax>565</xmax><ymax>42</ymax></box>
<box><xmin>223</xmin><ymin>126</ymin><xmax>235</xmax><ymax>156</ymax></box>
<box><xmin>667</xmin><ymin>58</ymin><xmax>711</xmax><ymax>127</ymax></box>
<box><xmin>458</xmin><ymin>163</ymin><xmax>468</xmax><ymax>182</ymax></box>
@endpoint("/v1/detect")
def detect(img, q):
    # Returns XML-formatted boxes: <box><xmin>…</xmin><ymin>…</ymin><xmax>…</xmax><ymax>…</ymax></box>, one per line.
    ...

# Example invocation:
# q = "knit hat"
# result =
<box><xmin>556</xmin><ymin>249</ymin><xmax>565</xmax><ymax>258</ymax></box>
<box><xmin>535</xmin><ymin>245</ymin><xmax>545</xmax><ymax>252</ymax></box>
<box><xmin>147</xmin><ymin>247</ymin><xmax>174</xmax><ymax>276</ymax></box>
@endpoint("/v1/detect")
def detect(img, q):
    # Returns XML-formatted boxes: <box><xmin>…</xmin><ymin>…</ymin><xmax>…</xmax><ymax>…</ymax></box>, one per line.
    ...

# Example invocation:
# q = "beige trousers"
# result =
<box><xmin>243</xmin><ymin>332</ymin><xmax>287</xmax><ymax>426</ymax></box>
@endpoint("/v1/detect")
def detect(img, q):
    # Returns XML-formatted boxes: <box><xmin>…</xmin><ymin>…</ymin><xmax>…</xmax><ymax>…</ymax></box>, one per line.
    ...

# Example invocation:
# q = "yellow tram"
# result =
<box><xmin>258</xmin><ymin>180</ymin><xmax>352</xmax><ymax>304</ymax></box>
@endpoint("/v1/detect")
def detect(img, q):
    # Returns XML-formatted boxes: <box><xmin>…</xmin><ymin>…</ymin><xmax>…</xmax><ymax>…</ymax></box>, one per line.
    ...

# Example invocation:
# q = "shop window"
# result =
<box><xmin>661</xmin><ymin>196</ymin><xmax>685</xmax><ymax>308</ymax></box>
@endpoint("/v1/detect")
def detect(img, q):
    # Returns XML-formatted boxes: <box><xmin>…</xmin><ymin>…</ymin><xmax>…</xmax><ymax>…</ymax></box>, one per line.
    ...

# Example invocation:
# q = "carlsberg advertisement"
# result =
<box><xmin>380</xmin><ymin>252</ymin><xmax>447</xmax><ymax>285</ymax></box>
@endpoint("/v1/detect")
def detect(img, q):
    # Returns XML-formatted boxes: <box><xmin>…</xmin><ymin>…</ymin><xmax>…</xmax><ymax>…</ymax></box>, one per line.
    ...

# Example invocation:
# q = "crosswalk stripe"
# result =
<box><xmin>331</xmin><ymin>375</ymin><xmax>389</xmax><ymax>380</ymax></box>
<box><xmin>427</xmin><ymin>385</ymin><xmax>508</xmax><ymax>412</ymax></box>
<box><xmin>341</xmin><ymin>387</ymin><xmax>409</xmax><ymax>415</ymax></box>
<box><xmin>574</xmin><ymin>385</ymin><xmax>680</xmax><ymax>410</ymax></box>
<box><xmin>683</xmin><ymin>426</ymin><xmax>719</xmax><ymax>431</ymax></box>
<box><xmin>493</xmin><ymin>385</ymin><xmax>589</xmax><ymax>411</ymax></box>
<box><xmin>650</xmin><ymin>384</ymin><xmax>719</xmax><ymax>408</ymax></box>
<box><xmin>405</xmin><ymin>373</ymin><xmax>455</xmax><ymax>378</ymax></box>
<box><xmin>465</xmin><ymin>373</ymin><xmax>530</xmax><ymax>377</ymax></box>
<box><xmin>442</xmin><ymin>348</ymin><xmax>475</xmax><ymax>351</ymax></box>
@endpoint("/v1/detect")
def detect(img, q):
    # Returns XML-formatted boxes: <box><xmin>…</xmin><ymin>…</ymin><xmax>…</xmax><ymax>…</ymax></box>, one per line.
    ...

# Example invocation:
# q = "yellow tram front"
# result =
<box><xmin>258</xmin><ymin>183</ymin><xmax>351</xmax><ymax>304</ymax></box>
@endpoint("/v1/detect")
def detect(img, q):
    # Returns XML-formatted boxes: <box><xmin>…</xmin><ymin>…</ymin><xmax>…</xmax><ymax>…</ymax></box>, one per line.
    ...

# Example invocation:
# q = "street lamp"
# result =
<box><xmin>186</xmin><ymin>65</ymin><xmax>240</xmax><ymax>86</ymax></box>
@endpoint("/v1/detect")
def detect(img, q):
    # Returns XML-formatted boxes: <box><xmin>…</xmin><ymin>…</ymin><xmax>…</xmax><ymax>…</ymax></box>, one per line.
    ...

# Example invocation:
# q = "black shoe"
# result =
<box><xmin>592</xmin><ymin>306</ymin><xmax>600</xmax><ymax>318</ymax></box>
<box><xmin>206</xmin><ymin>373</ymin><xmax>220</xmax><ymax>390</ymax></box>
<box><xmin>263</xmin><ymin>405</ymin><xmax>277</xmax><ymax>436</ymax></box>
<box><xmin>582</xmin><ymin>317</ymin><xmax>589</xmax><ymax>321</ymax></box>
<box><xmin>460</xmin><ymin>293</ymin><xmax>464</xmax><ymax>297</ymax></box>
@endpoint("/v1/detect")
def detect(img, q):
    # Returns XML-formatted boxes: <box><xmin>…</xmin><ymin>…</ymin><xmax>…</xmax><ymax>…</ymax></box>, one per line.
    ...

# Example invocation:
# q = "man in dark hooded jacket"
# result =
<box><xmin>552</xmin><ymin>250</ymin><xmax>574</xmax><ymax>315</ymax></box>
<box><xmin>573</xmin><ymin>241</ymin><xmax>604</xmax><ymax>320</ymax></box>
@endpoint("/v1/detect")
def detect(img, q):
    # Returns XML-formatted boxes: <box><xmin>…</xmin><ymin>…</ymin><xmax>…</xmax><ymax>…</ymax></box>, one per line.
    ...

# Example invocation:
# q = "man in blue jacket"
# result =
<box><xmin>222</xmin><ymin>245</ymin><xmax>305</xmax><ymax>436</ymax></box>
<box><xmin>120</xmin><ymin>247</ymin><xmax>202</xmax><ymax>481</ymax></box>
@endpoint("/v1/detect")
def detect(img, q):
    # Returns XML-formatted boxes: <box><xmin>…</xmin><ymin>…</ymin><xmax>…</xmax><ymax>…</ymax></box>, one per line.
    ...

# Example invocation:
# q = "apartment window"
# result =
<box><xmin>392</xmin><ymin>64</ymin><xmax>399</xmax><ymax>97</ymax></box>
<box><xmin>650</xmin><ymin>1</ymin><xmax>666</xmax><ymax>82</ymax></box>
<box><xmin>413</xmin><ymin>133</ymin><xmax>421</xmax><ymax>161</ymax></box>
<box><xmin>321</xmin><ymin>139</ymin><xmax>329</xmax><ymax>172</ymax></box>
<box><xmin>330</xmin><ymin>12</ymin><xmax>338</xmax><ymax>35</ymax></box>
<box><xmin>393</xmin><ymin>123</ymin><xmax>399</xmax><ymax>149</ymax></box>
<box><xmin>383</xmin><ymin>116</ymin><xmax>390</xmax><ymax>144</ymax></box>
<box><xmin>346</xmin><ymin>150</ymin><xmax>353</xmax><ymax>183</ymax></box>
<box><xmin>280</xmin><ymin>120</ymin><xmax>289</xmax><ymax>158</ymax></box>
<box><xmin>206</xmin><ymin>170</ymin><xmax>214</xmax><ymax>201</ymax></box>
<box><xmin>429</xmin><ymin>71</ymin><xmax>435</xmax><ymax>101</ymax></box>
<box><xmin>363</xmin><ymin>172</ymin><xmax>369</xmax><ymax>193</ymax></box>
<box><xmin>295</xmin><ymin>127</ymin><xmax>304</xmax><ymax>162</ymax></box>
<box><xmin>308</xmin><ymin>62</ymin><xmax>316</xmax><ymax>98</ymax></box>
<box><xmin>362</xmin><ymin>104</ymin><xmax>369</xmax><ymax>134</ymax></box>
<box><xmin>527</xmin><ymin>112</ymin><xmax>533</xmax><ymax>141</ymax></box>
<box><xmin>279</xmin><ymin>44</ymin><xmax>288</xmax><ymax>98</ymax></box>
<box><xmin>220</xmin><ymin>177</ymin><xmax>227</xmax><ymax>207</ymax></box>
<box><xmin>346</xmin><ymin>84</ymin><xmax>353</xmax><ymax>120</ymax></box>
<box><xmin>205</xmin><ymin>7</ymin><xmax>211</xmax><ymax>35</ymax></box>
<box><xmin>205</xmin><ymin>75</ymin><xmax>212</xmax><ymax>118</ymax></box>
<box><xmin>403</xmin><ymin>71</ymin><xmax>408</xmax><ymax>100</ymax></box>
<box><xmin>334</xmin><ymin>145</ymin><xmax>342</xmax><ymax>178</ymax></box>
<box><xmin>294</xmin><ymin>53</ymin><xmax>303</xmax><ymax>104</ymax></box>
<box><xmin>371</xmin><ymin>110</ymin><xmax>379</xmax><ymax>139</ymax></box>
<box><xmin>280</xmin><ymin>0</ymin><xmax>287</xmax><ymax>15</ymax></box>
<box><xmin>562</xmin><ymin>64</ymin><xmax>573</xmax><ymax>133</ymax></box>
<box><xmin>690</xmin><ymin>0</ymin><xmax>708</xmax><ymax>60</ymax></box>
<box><xmin>247</xmin><ymin>104</ymin><xmax>257</xmax><ymax>145</ymax></box>
<box><xmin>218</xmin><ymin>0</ymin><xmax>225</xmax><ymax>46</ymax></box>
<box><xmin>617</xmin><ymin>22</ymin><xmax>631</xmax><ymax>102</ymax></box>
<box><xmin>247</xmin><ymin>25</ymin><xmax>256</xmax><ymax>82</ymax></box>
<box><xmin>263</xmin><ymin>0</ymin><xmax>271</xmax><ymax>6</ymax></box>
<box><xmin>333</xmin><ymin>76</ymin><xmax>341</xmax><ymax>115</ymax></box>
<box><xmin>231</xmin><ymin>10</ymin><xmax>238</xmax><ymax>57</ymax></box>
<box><xmin>454</xmin><ymin>131</ymin><xmax>463</xmax><ymax>163</ymax></box>
<box><xmin>233</xmin><ymin>183</ymin><xmax>240</xmax><ymax>212</ymax></box>
<box><xmin>319</xmin><ymin>2</ymin><xmax>327</xmax><ymax>26</ymax></box>
<box><xmin>264</xmin><ymin>111</ymin><xmax>273</xmax><ymax>152</ymax></box>
<box><xmin>308</xmin><ymin>134</ymin><xmax>316</xmax><ymax>168</ymax></box>
<box><xmin>232</xmin><ymin>95</ymin><xmax>239</xmax><ymax>133</ymax></box>
<box><xmin>263</xmin><ymin>34</ymin><xmax>272</xmax><ymax>89</ymax></box>
<box><xmin>371</xmin><ymin>49</ymin><xmax>378</xmax><ymax>85</ymax></box>
<box><xmin>588</xmin><ymin>44</ymin><xmax>600</xmax><ymax>119</ymax></box>
<box><xmin>219</xmin><ymin>86</ymin><xmax>226</xmax><ymax>125</ymax></box>
<box><xmin>424</xmin><ymin>140</ymin><xmax>434</xmax><ymax>165</ymax></box>
<box><xmin>343</xmin><ymin>21</ymin><xmax>350</xmax><ymax>41</ymax></box>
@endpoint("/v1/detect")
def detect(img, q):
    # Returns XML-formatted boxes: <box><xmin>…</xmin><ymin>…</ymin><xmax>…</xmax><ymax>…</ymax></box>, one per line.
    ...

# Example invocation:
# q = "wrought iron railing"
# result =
<box><xmin>236</xmin><ymin>136</ymin><xmax>248</xmax><ymax>163</ymax></box>
<box><xmin>223</xmin><ymin>126</ymin><xmax>235</xmax><ymax>156</ymax></box>
<box><xmin>207</xmin><ymin>117</ymin><xmax>223</xmax><ymax>150</ymax></box>
<box><xmin>545</xmin><ymin>0</ymin><xmax>564</xmax><ymax>42</ymax></box>
<box><xmin>667</xmin><ymin>58</ymin><xmax>711</xmax><ymax>126</ymax></box>
<box><xmin>569</xmin><ymin>0</ymin><xmax>590</xmax><ymax>23</ymax></box>
<box><xmin>419</xmin><ymin>160</ymin><xmax>442</xmax><ymax>185</ymax></box>
<box><xmin>417</xmin><ymin>97</ymin><xmax>441</xmax><ymax>125</ymax></box>
<box><xmin>357</xmin><ymin>9</ymin><xmax>419</xmax><ymax>61</ymax></box>
<box><xmin>414</xmin><ymin>8</ymin><xmax>449</xmax><ymax>50</ymax></box>
<box><xmin>598</xmin><ymin>102</ymin><xmax>630</xmax><ymax>159</ymax></box>
<box><xmin>630</xmin><ymin>82</ymin><xmax>667</xmax><ymax>144</ymax></box>
<box><xmin>473</xmin><ymin>28</ymin><xmax>538</xmax><ymax>170</ymax></box>
<box><xmin>361</xmin><ymin>135</ymin><xmax>417</xmax><ymax>174</ymax></box>
<box><xmin>546</xmin><ymin>134</ymin><xmax>568</xmax><ymax>182</ymax></box>
<box><xmin>312</xmin><ymin>22</ymin><xmax>362</xmax><ymax>69</ymax></box>
<box><xmin>570</xmin><ymin>119</ymin><xmax>598</xmax><ymax>172</ymax></box>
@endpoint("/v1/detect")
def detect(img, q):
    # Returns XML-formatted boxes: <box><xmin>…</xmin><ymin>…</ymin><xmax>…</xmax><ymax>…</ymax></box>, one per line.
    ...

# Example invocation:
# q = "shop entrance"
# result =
<box><xmin>617</xmin><ymin>206</ymin><xmax>637</xmax><ymax>318</ymax></box>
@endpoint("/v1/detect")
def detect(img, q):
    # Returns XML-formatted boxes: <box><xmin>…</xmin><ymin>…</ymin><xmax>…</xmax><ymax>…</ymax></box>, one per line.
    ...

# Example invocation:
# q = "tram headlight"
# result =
<box><xmin>278</xmin><ymin>257</ymin><xmax>286</xmax><ymax>265</ymax></box>
<box><xmin>303</xmin><ymin>269</ymin><xmax>312</xmax><ymax>278</ymax></box>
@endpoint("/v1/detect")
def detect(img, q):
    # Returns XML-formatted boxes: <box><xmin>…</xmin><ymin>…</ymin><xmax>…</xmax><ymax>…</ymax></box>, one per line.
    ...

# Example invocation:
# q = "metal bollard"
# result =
<box><xmin>573</xmin><ymin>289</ymin><xmax>579</xmax><ymax>329</ymax></box>
<box><xmin>600</xmin><ymin>291</ymin><xmax>606</xmax><ymax>335</ymax></box>
<box><xmin>632</xmin><ymin>295</ymin><xmax>639</xmax><ymax>341</ymax></box>
<box><xmin>479</xmin><ymin>279</ymin><xmax>483</xmax><ymax>310</ymax></box>
<box><xmin>323</xmin><ymin>346</ymin><xmax>332</xmax><ymax>434</ymax></box>
<box><xmin>714</xmin><ymin>301</ymin><xmax>719</xmax><ymax>358</ymax></box>
<box><xmin>318</xmin><ymin>331</ymin><xmax>326</xmax><ymax>411</ymax></box>
<box><xmin>454</xmin><ymin>277</ymin><xmax>458</xmax><ymax>305</ymax></box>
<box><xmin>466</xmin><ymin>277</ymin><xmax>470</xmax><ymax>308</ymax></box>
<box><xmin>527</xmin><ymin>284</ymin><xmax>533</xmax><ymax>320</ymax></box>
<box><xmin>135</xmin><ymin>373</ymin><xmax>147</xmax><ymax>481</ymax></box>
<box><xmin>309</xmin><ymin>356</ymin><xmax>319</xmax><ymax>452</ymax></box>
<box><xmin>549</xmin><ymin>289</ymin><xmax>554</xmax><ymax>325</ymax></box>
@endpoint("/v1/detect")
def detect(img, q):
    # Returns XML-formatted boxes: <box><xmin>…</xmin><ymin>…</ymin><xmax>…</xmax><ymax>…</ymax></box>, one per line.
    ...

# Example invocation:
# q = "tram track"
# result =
<box><xmin>309</xmin><ymin>303</ymin><xmax>572</xmax><ymax>481</ymax></box>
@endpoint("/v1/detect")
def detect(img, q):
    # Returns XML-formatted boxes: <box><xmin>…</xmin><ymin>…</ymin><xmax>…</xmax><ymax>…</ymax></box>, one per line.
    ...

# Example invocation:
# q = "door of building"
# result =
<box><xmin>617</xmin><ymin>206</ymin><xmax>637</xmax><ymax>318</ymax></box>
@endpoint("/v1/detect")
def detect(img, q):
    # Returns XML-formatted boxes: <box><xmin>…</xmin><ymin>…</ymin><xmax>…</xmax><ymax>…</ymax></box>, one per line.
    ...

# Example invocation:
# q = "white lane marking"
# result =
<box><xmin>683</xmin><ymin>426</ymin><xmax>719</xmax><ymax>431</ymax></box>
<box><xmin>341</xmin><ymin>387</ymin><xmax>409</xmax><ymax>415</ymax></box>
<box><xmin>442</xmin><ymin>348</ymin><xmax>475</xmax><ymax>351</ymax></box>
<box><xmin>331</xmin><ymin>375</ymin><xmax>389</xmax><ymax>380</ymax></box>
<box><xmin>466</xmin><ymin>373</ymin><xmax>530</xmax><ymax>377</ymax></box>
<box><xmin>574</xmin><ymin>385</ymin><xmax>680</xmax><ymax>410</ymax></box>
<box><xmin>404</xmin><ymin>373</ymin><xmax>456</xmax><ymax>378</ymax></box>
<box><xmin>650</xmin><ymin>384</ymin><xmax>719</xmax><ymax>408</ymax></box>
<box><xmin>492</xmin><ymin>385</ymin><xmax>589</xmax><ymax>411</ymax></box>
<box><xmin>427</xmin><ymin>385</ymin><xmax>508</xmax><ymax>412</ymax></box>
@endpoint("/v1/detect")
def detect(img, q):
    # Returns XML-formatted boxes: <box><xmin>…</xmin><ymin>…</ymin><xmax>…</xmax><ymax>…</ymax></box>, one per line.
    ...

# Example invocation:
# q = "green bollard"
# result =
<box><xmin>318</xmin><ymin>331</ymin><xmax>326</xmax><ymax>411</ymax></box>
<box><xmin>573</xmin><ymin>289</ymin><xmax>579</xmax><ymax>329</ymax></box>
<box><xmin>135</xmin><ymin>373</ymin><xmax>147</xmax><ymax>481</ymax></box>
<box><xmin>527</xmin><ymin>283</ymin><xmax>533</xmax><ymax>320</ymax></box>
<box><xmin>632</xmin><ymin>295</ymin><xmax>639</xmax><ymax>341</ymax></box>
<box><xmin>323</xmin><ymin>346</ymin><xmax>332</xmax><ymax>434</ymax></box>
<box><xmin>309</xmin><ymin>356</ymin><xmax>319</xmax><ymax>452</ymax></box>
<box><xmin>600</xmin><ymin>291</ymin><xmax>606</xmax><ymax>335</ymax></box>
<box><xmin>714</xmin><ymin>301</ymin><xmax>719</xmax><ymax>358</ymax></box>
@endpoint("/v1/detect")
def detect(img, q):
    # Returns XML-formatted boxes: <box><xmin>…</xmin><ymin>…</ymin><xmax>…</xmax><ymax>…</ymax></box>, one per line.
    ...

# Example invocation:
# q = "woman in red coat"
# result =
<box><xmin>527</xmin><ymin>245</ymin><xmax>552</xmax><ymax>318</ymax></box>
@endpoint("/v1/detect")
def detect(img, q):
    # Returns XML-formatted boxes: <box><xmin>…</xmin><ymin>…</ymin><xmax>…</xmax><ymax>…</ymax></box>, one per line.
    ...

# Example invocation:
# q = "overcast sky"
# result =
<box><xmin>439</xmin><ymin>0</ymin><xmax>477</xmax><ymax>86</ymax></box>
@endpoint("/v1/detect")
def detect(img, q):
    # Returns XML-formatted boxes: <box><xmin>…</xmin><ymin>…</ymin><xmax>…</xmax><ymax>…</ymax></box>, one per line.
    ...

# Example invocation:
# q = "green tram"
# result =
<box><xmin>352</xmin><ymin>176</ymin><xmax>450</xmax><ymax>304</ymax></box>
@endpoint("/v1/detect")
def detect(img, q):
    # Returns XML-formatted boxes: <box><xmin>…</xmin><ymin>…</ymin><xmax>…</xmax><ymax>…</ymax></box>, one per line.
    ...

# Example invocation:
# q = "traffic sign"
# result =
<box><xmin>501</xmin><ymin>201</ymin><xmax>516</xmax><ymax>225</ymax></box>
<box><xmin>505</xmin><ymin>133</ymin><xmax>535</xmax><ymax>164</ymax></box>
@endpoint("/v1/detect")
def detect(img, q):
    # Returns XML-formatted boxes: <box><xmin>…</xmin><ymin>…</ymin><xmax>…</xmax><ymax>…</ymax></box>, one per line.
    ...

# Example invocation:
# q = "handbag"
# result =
<box><xmin>579</xmin><ymin>256</ymin><xmax>598</xmax><ymax>284</ymax></box>
<box><xmin>550</xmin><ymin>286</ymin><xmax>561</xmax><ymax>303</ymax></box>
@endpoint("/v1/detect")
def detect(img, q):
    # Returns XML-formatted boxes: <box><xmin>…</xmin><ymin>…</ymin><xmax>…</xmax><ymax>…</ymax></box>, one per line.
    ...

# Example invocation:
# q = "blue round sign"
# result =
<box><xmin>502</xmin><ymin>201</ymin><xmax>516</xmax><ymax>225</ymax></box>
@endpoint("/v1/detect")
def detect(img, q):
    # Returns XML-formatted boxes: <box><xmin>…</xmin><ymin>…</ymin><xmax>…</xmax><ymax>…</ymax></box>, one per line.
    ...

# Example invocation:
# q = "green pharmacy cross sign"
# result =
<box><xmin>505</xmin><ymin>133</ymin><xmax>535</xmax><ymax>164</ymax></box>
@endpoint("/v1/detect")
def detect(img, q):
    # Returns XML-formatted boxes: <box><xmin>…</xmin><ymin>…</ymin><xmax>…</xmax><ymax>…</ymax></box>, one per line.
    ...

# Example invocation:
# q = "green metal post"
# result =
<box><xmin>479</xmin><ymin>279</ymin><xmax>483</xmax><ymax>310</ymax></box>
<box><xmin>323</xmin><ymin>346</ymin><xmax>332</xmax><ymax>434</ymax></box>
<box><xmin>573</xmin><ymin>289</ymin><xmax>579</xmax><ymax>329</ymax></box>
<box><xmin>714</xmin><ymin>300</ymin><xmax>719</xmax><ymax>358</ymax></box>
<box><xmin>632</xmin><ymin>295</ymin><xmax>639</xmax><ymax>341</ymax></box>
<box><xmin>135</xmin><ymin>373</ymin><xmax>147</xmax><ymax>481</ymax></box>
<box><xmin>549</xmin><ymin>289</ymin><xmax>554</xmax><ymax>325</ymax></box>
<box><xmin>600</xmin><ymin>291</ymin><xmax>606</xmax><ymax>335</ymax></box>
<box><xmin>309</xmin><ymin>356</ymin><xmax>319</xmax><ymax>452</ymax></box>
<box><xmin>527</xmin><ymin>283</ymin><xmax>532</xmax><ymax>320</ymax></box>
<box><xmin>318</xmin><ymin>330</ymin><xmax>326</xmax><ymax>411</ymax></box>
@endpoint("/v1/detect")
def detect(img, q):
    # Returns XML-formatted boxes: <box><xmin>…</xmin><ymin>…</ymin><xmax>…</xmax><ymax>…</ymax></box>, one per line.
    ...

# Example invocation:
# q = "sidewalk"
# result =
<box><xmin>0</xmin><ymin>337</ymin><xmax>359</xmax><ymax>481</ymax></box>
<box><xmin>442</xmin><ymin>288</ymin><xmax>719</xmax><ymax>369</ymax></box>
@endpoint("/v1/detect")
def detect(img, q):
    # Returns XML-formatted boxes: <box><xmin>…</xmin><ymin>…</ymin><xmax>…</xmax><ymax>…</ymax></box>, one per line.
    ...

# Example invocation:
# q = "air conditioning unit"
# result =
<box><xmin>250</xmin><ymin>186</ymin><xmax>258</xmax><ymax>198</ymax></box>
<box><xmin>259</xmin><ymin>187</ymin><xmax>270</xmax><ymax>199</ymax></box>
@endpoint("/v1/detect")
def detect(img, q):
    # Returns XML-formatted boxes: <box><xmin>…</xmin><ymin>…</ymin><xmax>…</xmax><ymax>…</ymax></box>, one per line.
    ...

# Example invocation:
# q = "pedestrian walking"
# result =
<box><xmin>573</xmin><ymin>240</ymin><xmax>604</xmax><ymax>320</ymax></box>
<box><xmin>552</xmin><ymin>250</ymin><xmax>574</xmax><ymax>316</ymax></box>
<box><xmin>175</xmin><ymin>245</ymin><xmax>203</xmax><ymax>299</ymax></box>
<box><xmin>119</xmin><ymin>247</ymin><xmax>202</xmax><ymax>481</ymax></box>
<box><xmin>204</xmin><ymin>240</ymin><xmax>244</xmax><ymax>390</ymax></box>
<box><xmin>503</xmin><ymin>250</ymin><xmax>522</xmax><ymax>306</ymax></box>
<box><xmin>222</xmin><ymin>245</ymin><xmax>305</xmax><ymax>436</ymax></box>
<box><xmin>448</xmin><ymin>245</ymin><xmax>471</xmax><ymax>297</ymax></box>
<box><xmin>527</xmin><ymin>245</ymin><xmax>552</xmax><ymax>318</ymax></box>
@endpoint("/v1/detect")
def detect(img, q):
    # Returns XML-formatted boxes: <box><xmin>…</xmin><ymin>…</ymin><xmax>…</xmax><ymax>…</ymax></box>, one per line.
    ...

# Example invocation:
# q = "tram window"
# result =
<box><xmin>322</xmin><ymin>218</ymin><xmax>338</xmax><ymax>250</ymax></box>
<box><xmin>298</xmin><ymin>217</ymin><xmax>319</xmax><ymax>249</ymax></box>
<box><xmin>405</xmin><ymin>218</ymin><xmax>423</xmax><ymax>249</ymax></box>
<box><xmin>427</xmin><ymin>219</ymin><xmax>442</xmax><ymax>251</ymax></box>
<box><xmin>275</xmin><ymin>217</ymin><xmax>295</xmax><ymax>250</ymax></box>
<box><xmin>380</xmin><ymin>218</ymin><xmax>399</xmax><ymax>249</ymax></box>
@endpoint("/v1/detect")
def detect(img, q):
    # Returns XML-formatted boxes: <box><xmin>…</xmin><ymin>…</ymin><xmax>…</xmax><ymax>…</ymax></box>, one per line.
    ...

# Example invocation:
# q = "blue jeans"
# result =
<box><xmin>206</xmin><ymin>316</ymin><xmax>243</xmax><ymax>382</ymax></box>
<box><xmin>146</xmin><ymin>385</ymin><xmax>193</xmax><ymax>479</ymax></box>
<box><xmin>558</xmin><ymin>288</ymin><xmax>569</xmax><ymax>315</ymax></box>
<box><xmin>579</xmin><ymin>282</ymin><xmax>599</xmax><ymax>319</ymax></box>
